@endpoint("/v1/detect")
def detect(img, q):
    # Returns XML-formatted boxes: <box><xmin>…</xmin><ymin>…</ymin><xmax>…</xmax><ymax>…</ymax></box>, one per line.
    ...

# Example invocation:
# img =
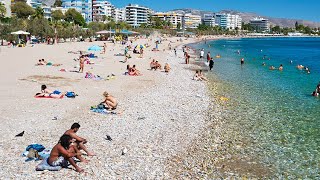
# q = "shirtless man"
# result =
<box><xmin>102</xmin><ymin>91</ymin><xmax>118</xmax><ymax>110</ymax></box>
<box><xmin>164</xmin><ymin>63</ymin><xmax>171</xmax><ymax>73</ymax></box>
<box><xmin>150</xmin><ymin>59</ymin><xmax>156</xmax><ymax>70</ymax></box>
<box><xmin>79</xmin><ymin>55</ymin><xmax>85</xmax><ymax>73</ymax></box>
<box><xmin>64</xmin><ymin>123</ymin><xmax>95</xmax><ymax>156</ymax></box>
<box><xmin>47</xmin><ymin>135</ymin><xmax>86</xmax><ymax>173</ymax></box>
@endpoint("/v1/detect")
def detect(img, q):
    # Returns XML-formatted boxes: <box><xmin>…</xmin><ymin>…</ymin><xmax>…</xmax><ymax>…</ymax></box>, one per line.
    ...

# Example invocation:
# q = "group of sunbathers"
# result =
<box><xmin>126</xmin><ymin>64</ymin><xmax>142</xmax><ymax>76</ymax></box>
<box><xmin>150</xmin><ymin>59</ymin><xmax>171</xmax><ymax>73</ymax></box>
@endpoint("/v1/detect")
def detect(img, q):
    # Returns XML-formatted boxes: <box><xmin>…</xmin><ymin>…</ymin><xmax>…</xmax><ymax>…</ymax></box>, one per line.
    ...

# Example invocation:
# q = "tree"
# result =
<box><xmin>64</xmin><ymin>8</ymin><xmax>85</xmax><ymax>26</ymax></box>
<box><xmin>0</xmin><ymin>2</ymin><xmax>6</xmax><ymax>18</ymax></box>
<box><xmin>295</xmin><ymin>21</ymin><xmax>299</xmax><ymax>30</ymax></box>
<box><xmin>32</xmin><ymin>6</ymin><xmax>44</xmax><ymax>19</ymax></box>
<box><xmin>11</xmin><ymin>2</ymin><xmax>34</xmax><ymax>19</ymax></box>
<box><xmin>177</xmin><ymin>22</ymin><xmax>181</xmax><ymax>30</ymax></box>
<box><xmin>54</xmin><ymin>0</ymin><xmax>62</xmax><ymax>7</ymax></box>
<box><xmin>271</xmin><ymin>26</ymin><xmax>281</xmax><ymax>34</ymax></box>
<box><xmin>51</xmin><ymin>10</ymin><xmax>64</xmax><ymax>21</ymax></box>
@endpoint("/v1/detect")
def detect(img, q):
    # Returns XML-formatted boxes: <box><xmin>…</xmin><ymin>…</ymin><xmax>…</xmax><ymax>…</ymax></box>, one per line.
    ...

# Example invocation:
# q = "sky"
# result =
<box><xmin>110</xmin><ymin>0</ymin><xmax>320</xmax><ymax>22</ymax></box>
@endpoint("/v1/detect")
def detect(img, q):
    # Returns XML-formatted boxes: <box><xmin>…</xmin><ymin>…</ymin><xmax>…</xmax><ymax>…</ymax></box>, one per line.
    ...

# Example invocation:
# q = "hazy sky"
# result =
<box><xmin>110</xmin><ymin>0</ymin><xmax>320</xmax><ymax>22</ymax></box>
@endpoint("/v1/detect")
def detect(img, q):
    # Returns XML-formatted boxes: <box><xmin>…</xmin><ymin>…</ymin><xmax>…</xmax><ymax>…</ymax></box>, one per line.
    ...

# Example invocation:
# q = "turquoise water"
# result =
<box><xmin>191</xmin><ymin>38</ymin><xmax>320</xmax><ymax>178</ymax></box>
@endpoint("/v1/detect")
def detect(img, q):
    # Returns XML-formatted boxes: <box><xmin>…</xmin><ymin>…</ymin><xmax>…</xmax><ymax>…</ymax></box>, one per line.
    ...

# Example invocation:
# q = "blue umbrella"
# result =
<box><xmin>88</xmin><ymin>45</ymin><xmax>103</xmax><ymax>51</ymax></box>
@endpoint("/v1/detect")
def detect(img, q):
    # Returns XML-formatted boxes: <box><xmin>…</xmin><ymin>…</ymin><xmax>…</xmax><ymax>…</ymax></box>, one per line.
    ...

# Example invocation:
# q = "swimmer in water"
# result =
<box><xmin>279</xmin><ymin>64</ymin><xmax>283</xmax><ymax>71</ymax></box>
<box><xmin>262</xmin><ymin>62</ymin><xmax>266</xmax><ymax>66</ymax></box>
<box><xmin>269</xmin><ymin>66</ymin><xmax>276</xmax><ymax>70</ymax></box>
<box><xmin>240</xmin><ymin>58</ymin><xmax>244</xmax><ymax>65</ymax></box>
<box><xmin>290</xmin><ymin>60</ymin><xmax>293</xmax><ymax>64</ymax></box>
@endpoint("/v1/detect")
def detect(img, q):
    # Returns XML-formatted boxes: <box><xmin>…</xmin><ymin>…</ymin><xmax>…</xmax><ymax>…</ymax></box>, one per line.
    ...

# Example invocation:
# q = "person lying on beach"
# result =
<box><xmin>164</xmin><ymin>63</ymin><xmax>171</xmax><ymax>73</ymax></box>
<box><xmin>101</xmin><ymin>91</ymin><xmax>118</xmax><ymax>110</ymax></box>
<box><xmin>199</xmin><ymin>70</ymin><xmax>208</xmax><ymax>81</ymax></box>
<box><xmin>37</xmin><ymin>84</ymin><xmax>65</xmax><ymax>98</ymax></box>
<box><xmin>64</xmin><ymin>123</ymin><xmax>95</xmax><ymax>157</ymax></box>
<box><xmin>47</xmin><ymin>135</ymin><xmax>85</xmax><ymax>173</ymax></box>
<box><xmin>36</xmin><ymin>59</ymin><xmax>46</xmax><ymax>66</ymax></box>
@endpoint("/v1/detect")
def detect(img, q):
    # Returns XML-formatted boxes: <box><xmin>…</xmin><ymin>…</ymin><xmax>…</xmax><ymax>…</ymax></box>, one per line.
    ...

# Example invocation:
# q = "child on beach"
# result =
<box><xmin>185</xmin><ymin>51</ymin><xmax>190</xmax><ymax>64</ymax></box>
<box><xmin>199</xmin><ymin>70</ymin><xmax>208</xmax><ymax>81</ymax></box>
<box><xmin>101</xmin><ymin>91</ymin><xmax>118</xmax><ymax>110</ymax></box>
<box><xmin>79</xmin><ymin>55</ymin><xmax>85</xmax><ymax>73</ymax></box>
<box><xmin>47</xmin><ymin>135</ymin><xmax>85</xmax><ymax>173</ymax></box>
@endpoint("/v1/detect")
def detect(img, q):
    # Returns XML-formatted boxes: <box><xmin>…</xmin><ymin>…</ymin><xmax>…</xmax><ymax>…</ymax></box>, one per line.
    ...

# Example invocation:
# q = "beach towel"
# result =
<box><xmin>65</xmin><ymin>91</ymin><xmax>76</xmax><ymax>98</ymax></box>
<box><xmin>35</xmin><ymin>157</ymin><xmax>62</xmax><ymax>171</ymax></box>
<box><xmin>34</xmin><ymin>95</ymin><xmax>64</xmax><ymax>99</ymax></box>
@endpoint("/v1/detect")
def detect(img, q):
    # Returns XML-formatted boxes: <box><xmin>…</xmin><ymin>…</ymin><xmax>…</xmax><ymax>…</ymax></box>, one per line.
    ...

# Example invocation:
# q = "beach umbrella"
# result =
<box><xmin>11</xmin><ymin>30</ymin><xmax>30</xmax><ymax>35</ymax></box>
<box><xmin>88</xmin><ymin>45</ymin><xmax>102</xmax><ymax>51</ymax></box>
<box><xmin>135</xmin><ymin>44</ymin><xmax>146</xmax><ymax>50</ymax></box>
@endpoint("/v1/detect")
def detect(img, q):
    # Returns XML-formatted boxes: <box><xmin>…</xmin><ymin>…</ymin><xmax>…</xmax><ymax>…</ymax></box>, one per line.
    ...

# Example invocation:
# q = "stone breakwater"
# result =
<box><xmin>0</xmin><ymin>44</ymin><xmax>211</xmax><ymax>179</ymax></box>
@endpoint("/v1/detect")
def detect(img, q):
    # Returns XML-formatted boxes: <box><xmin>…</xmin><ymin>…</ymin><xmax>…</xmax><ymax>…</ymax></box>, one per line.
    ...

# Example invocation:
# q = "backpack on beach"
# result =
<box><xmin>65</xmin><ymin>91</ymin><xmax>76</xmax><ymax>98</ymax></box>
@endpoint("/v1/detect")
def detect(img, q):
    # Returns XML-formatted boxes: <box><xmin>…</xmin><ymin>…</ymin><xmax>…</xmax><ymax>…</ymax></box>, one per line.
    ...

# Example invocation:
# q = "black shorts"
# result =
<box><xmin>200</xmin><ymin>56</ymin><xmax>203</xmax><ymax>58</ymax></box>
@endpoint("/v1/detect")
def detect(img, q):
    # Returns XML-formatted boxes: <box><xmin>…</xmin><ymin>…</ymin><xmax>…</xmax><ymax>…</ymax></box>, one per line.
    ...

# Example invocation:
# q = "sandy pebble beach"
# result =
<box><xmin>0</xmin><ymin>35</ymin><xmax>214</xmax><ymax>179</ymax></box>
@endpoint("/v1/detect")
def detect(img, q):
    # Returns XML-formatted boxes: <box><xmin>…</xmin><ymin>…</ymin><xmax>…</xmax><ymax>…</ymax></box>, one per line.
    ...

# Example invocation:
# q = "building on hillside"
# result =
<box><xmin>215</xmin><ymin>14</ymin><xmax>242</xmax><ymax>30</ymax></box>
<box><xmin>112</xmin><ymin>8</ymin><xmax>126</xmax><ymax>22</ymax></box>
<box><xmin>152</xmin><ymin>12</ymin><xmax>183</xmax><ymax>29</ymax></box>
<box><xmin>125</xmin><ymin>4</ymin><xmax>149</xmax><ymax>27</ymax></box>
<box><xmin>0</xmin><ymin>0</ymin><xmax>11</xmax><ymax>17</ymax></box>
<box><xmin>26</xmin><ymin>0</ymin><xmax>42</xmax><ymax>8</ymax></box>
<box><xmin>249</xmin><ymin>17</ymin><xmax>270</xmax><ymax>32</ymax></box>
<box><xmin>92</xmin><ymin>0</ymin><xmax>113</xmax><ymax>22</ymax></box>
<box><xmin>202</xmin><ymin>14</ymin><xmax>216</xmax><ymax>27</ymax></box>
<box><xmin>42</xmin><ymin>6</ymin><xmax>52</xmax><ymax>19</ymax></box>
<box><xmin>51</xmin><ymin>7</ymin><xmax>69</xmax><ymax>14</ymax></box>
<box><xmin>61</xmin><ymin>0</ymin><xmax>92</xmax><ymax>22</ymax></box>
<box><xmin>182</xmin><ymin>13</ymin><xmax>201</xmax><ymax>29</ymax></box>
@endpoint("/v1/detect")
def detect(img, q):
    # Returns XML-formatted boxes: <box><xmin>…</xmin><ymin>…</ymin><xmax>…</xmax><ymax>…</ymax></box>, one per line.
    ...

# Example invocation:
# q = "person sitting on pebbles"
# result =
<box><xmin>164</xmin><ymin>63</ymin><xmax>171</xmax><ymax>73</ymax></box>
<box><xmin>150</xmin><ymin>59</ymin><xmax>157</xmax><ymax>70</ymax></box>
<box><xmin>47</xmin><ymin>135</ymin><xmax>86</xmax><ymax>173</ymax></box>
<box><xmin>64</xmin><ymin>123</ymin><xmax>95</xmax><ymax>157</ymax></box>
<box><xmin>155</xmin><ymin>61</ymin><xmax>162</xmax><ymax>70</ymax></box>
<box><xmin>101</xmin><ymin>91</ymin><xmax>118</xmax><ymax>110</ymax></box>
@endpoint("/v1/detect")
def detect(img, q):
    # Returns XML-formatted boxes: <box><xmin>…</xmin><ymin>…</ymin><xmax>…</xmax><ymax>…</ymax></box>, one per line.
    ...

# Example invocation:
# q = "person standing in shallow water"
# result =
<box><xmin>241</xmin><ymin>58</ymin><xmax>244</xmax><ymax>65</ymax></box>
<box><xmin>209</xmin><ymin>58</ymin><xmax>214</xmax><ymax>71</ymax></box>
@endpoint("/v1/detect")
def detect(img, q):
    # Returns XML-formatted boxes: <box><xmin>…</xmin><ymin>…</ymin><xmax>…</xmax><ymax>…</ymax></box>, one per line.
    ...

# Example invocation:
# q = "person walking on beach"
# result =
<box><xmin>208</xmin><ymin>58</ymin><xmax>214</xmax><ymax>71</ymax></box>
<box><xmin>174</xmin><ymin>48</ymin><xmax>177</xmax><ymax>56</ymax></box>
<box><xmin>64</xmin><ymin>123</ymin><xmax>95</xmax><ymax>156</ymax></box>
<box><xmin>185</xmin><ymin>51</ymin><xmax>190</xmax><ymax>64</ymax></box>
<box><xmin>47</xmin><ymin>135</ymin><xmax>86</xmax><ymax>173</ymax></box>
<box><xmin>206</xmin><ymin>51</ymin><xmax>211</xmax><ymax>62</ymax></box>
<box><xmin>200</xmin><ymin>49</ymin><xmax>204</xmax><ymax>59</ymax></box>
<box><xmin>79</xmin><ymin>55</ymin><xmax>85</xmax><ymax>73</ymax></box>
<box><xmin>103</xmin><ymin>43</ymin><xmax>107</xmax><ymax>54</ymax></box>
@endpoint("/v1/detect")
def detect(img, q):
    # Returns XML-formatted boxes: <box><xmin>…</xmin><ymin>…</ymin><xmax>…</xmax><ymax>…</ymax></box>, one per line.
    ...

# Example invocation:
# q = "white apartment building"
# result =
<box><xmin>92</xmin><ymin>0</ymin><xmax>113</xmax><ymax>22</ymax></box>
<box><xmin>0</xmin><ymin>0</ymin><xmax>11</xmax><ymax>17</ymax></box>
<box><xmin>152</xmin><ymin>12</ymin><xmax>183</xmax><ymax>29</ymax></box>
<box><xmin>202</xmin><ymin>14</ymin><xmax>216</xmax><ymax>27</ymax></box>
<box><xmin>112</xmin><ymin>8</ymin><xmax>126</xmax><ymax>22</ymax></box>
<box><xmin>125</xmin><ymin>4</ymin><xmax>149</xmax><ymax>27</ymax></box>
<box><xmin>61</xmin><ymin>0</ymin><xmax>92</xmax><ymax>22</ymax></box>
<box><xmin>183</xmin><ymin>13</ymin><xmax>201</xmax><ymax>29</ymax></box>
<box><xmin>215</xmin><ymin>14</ymin><xmax>242</xmax><ymax>30</ymax></box>
<box><xmin>249</xmin><ymin>17</ymin><xmax>270</xmax><ymax>32</ymax></box>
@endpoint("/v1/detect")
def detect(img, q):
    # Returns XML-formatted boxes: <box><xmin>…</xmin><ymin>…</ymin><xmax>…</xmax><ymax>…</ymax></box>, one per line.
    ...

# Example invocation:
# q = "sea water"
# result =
<box><xmin>191</xmin><ymin>38</ymin><xmax>320</xmax><ymax>178</ymax></box>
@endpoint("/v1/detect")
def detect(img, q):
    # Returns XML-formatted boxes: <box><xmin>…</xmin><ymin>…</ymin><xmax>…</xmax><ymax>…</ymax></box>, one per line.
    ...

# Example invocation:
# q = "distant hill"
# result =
<box><xmin>172</xmin><ymin>9</ymin><xmax>320</xmax><ymax>28</ymax></box>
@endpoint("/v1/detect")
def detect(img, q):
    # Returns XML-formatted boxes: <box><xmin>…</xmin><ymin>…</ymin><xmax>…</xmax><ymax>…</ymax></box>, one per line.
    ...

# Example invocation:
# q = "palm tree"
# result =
<box><xmin>32</xmin><ymin>6</ymin><xmax>44</xmax><ymax>19</ymax></box>
<box><xmin>0</xmin><ymin>2</ymin><xmax>6</xmax><ymax>18</ymax></box>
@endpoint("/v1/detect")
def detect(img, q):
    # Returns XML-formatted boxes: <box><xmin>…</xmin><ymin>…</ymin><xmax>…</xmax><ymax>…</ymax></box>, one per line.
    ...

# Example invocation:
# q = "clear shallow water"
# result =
<box><xmin>191</xmin><ymin>38</ymin><xmax>320</xmax><ymax>178</ymax></box>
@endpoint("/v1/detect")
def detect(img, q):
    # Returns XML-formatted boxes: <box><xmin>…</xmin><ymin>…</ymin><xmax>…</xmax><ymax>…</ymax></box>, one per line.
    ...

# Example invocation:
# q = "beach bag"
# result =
<box><xmin>65</xmin><ymin>91</ymin><xmax>76</xmax><ymax>98</ymax></box>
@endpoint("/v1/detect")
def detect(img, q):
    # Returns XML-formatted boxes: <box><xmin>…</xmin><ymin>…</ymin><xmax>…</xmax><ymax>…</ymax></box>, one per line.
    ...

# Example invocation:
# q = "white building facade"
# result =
<box><xmin>152</xmin><ymin>12</ymin><xmax>183</xmax><ymax>29</ymax></box>
<box><xmin>215</xmin><ymin>14</ymin><xmax>242</xmax><ymax>30</ymax></box>
<box><xmin>112</xmin><ymin>8</ymin><xmax>126</xmax><ymax>22</ymax></box>
<box><xmin>183</xmin><ymin>13</ymin><xmax>201</xmax><ymax>29</ymax></box>
<box><xmin>92</xmin><ymin>0</ymin><xmax>113</xmax><ymax>22</ymax></box>
<box><xmin>202</xmin><ymin>14</ymin><xmax>216</xmax><ymax>27</ymax></box>
<box><xmin>125</xmin><ymin>4</ymin><xmax>149</xmax><ymax>27</ymax></box>
<box><xmin>61</xmin><ymin>0</ymin><xmax>92</xmax><ymax>22</ymax></box>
